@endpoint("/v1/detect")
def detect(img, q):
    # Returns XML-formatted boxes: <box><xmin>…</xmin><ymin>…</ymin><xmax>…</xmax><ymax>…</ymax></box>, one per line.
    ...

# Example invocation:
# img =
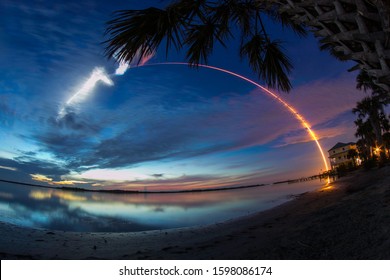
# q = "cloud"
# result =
<box><xmin>0</xmin><ymin>156</ymin><xmax>69</xmax><ymax>184</ymax></box>
<box><xmin>274</xmin><ymin>125</ymin><xmax>351</xmax><ymax>147</ymax></box>
<box><xmin>33</xmin><ymin>73</ymin><xmax>359</xmax><ymax>173</ymax></box>
<box><xmin>2</xmin><ymin>156</ymin><xmax>67</xmax><ymax>177</ymax></box>
<box><xmin>151</xmin><ymin>173</ymin><xmax>164</xmax><ymax>178</ymax></box>
<box><xmin>33</xmin><ymin>132</ymin><xmax>96</xmax><ymax>168</ymax></box>
<box><xmin>1</xmin><ymin>0</ymin><xmax>106</xmax><ymax>59</ymax></box>
<box><xmin>48</xmin><ymin>110</ymin><xmax>102</xmax><ymax>132</ymax></box>
<box><xmin>0</xmin><ymin>165</ymin><xmax>18</xmax><ymax>171</ymax></box>
<box><xmin>0</xmin><ymin>96</ymin><xmax>15</xmax><ymax>117</ymax></box>
<box><xmin>56</xmin><ymin>91</ymin><xmax>288</xmax><ymax>170</ymax></box>
<box><xmin>2</xmin><ymin>31</ymin><xmax>362</xmax><ymax>189</ymax></box>
<box><xmin>30</xmin><ymin>173</ymin><xmax>89</xmax><ymax>186</ymax></box>
<box><xmin>263</xmin><ymin>73</ymin><xmax>363</xmax><ymax>147</ymax></box>
<box><xmin>0</xmin><ymin>94</ymin><xmax>32</xmax><ymax>127</ymax></box>
<box><xmin>284</xmin><ymin>73</ymin><xmax>363</xmax><ymax>126</ymax></box>
<box><xmin>93</xmin><ymin>173</ymin><xmax>234</xmax><ymax>191</ymax></box>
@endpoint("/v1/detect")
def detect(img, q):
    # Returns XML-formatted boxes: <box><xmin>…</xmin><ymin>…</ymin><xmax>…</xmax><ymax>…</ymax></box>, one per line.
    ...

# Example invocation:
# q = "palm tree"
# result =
<box><xmin>347</xmin><ymin>148</ymin><xmax>359</xmax><ymax>167</ymax></box>
<box><xmin>383</xmin><ymin>131</ymin><xmax>390</xmax><ymax>158</ymax></box>
<box><xmin>356</xmin><ymin>139</ymin><xmax>370</xmax><ymax>162</ymax></box>
<box><xmin>353</xmin><ymin>96</ymin><xmax>390</xmax><ymax>161</ymax></box>
<box><xmin>104</xmin><ymin>0</ymin><xmax>307</xmax><ymax>92</ymax></box>
<box><xmin>356</xmin><ymin>70</ymin><xmax>390</xmax><ymax>104</ymax></box>
<box><xmin>354</xmin><ymin>69</ymin><xmax>390</xmax><ymax>162</ymax></box>
<box><xmin>354</xmin><ymin>118</ymin><xmax>375</xmax><ymax>160</ymax></box>
<box><xmin>353</xmin><ymin>97</ymin><xmax>387</xmax><ymax>146</ymax></box>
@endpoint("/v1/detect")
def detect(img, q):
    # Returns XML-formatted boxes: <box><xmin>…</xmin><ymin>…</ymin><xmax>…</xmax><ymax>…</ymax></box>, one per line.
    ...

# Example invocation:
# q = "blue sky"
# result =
<box><xmin>0</xmin><ymin>0</ymin><xmax>366</xmax><ymax>191</ymax></box>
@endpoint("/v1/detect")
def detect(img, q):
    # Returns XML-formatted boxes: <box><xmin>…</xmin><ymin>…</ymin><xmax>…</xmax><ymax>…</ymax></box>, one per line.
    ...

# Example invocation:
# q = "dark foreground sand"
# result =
<box><xmin>1</xmin><ymin>166</ymin><xmax>389</xmax><ymax>260</ymax></box>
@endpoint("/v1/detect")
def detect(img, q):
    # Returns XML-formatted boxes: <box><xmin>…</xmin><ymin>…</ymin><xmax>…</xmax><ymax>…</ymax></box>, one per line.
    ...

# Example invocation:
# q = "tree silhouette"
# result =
<box><xmin>104</xmin><ymin>0</ymin><xmax>307</xmax><ymax>92</ymax></box>
<box><xmin>353</xmin><ymin>96</ymin><xmax>389</xmax><ymax>161</ymax></box>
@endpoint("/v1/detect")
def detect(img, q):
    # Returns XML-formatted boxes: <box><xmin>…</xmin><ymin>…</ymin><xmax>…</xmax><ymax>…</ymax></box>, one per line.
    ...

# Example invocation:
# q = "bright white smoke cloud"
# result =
<box><xmin>113</xmin><ymin>48</ymin><xmax>155</xmax><ymax>76</ymax></box>
<box><xmin>58</xmin><ymin>48</ymin><xmax>155</xmax><ymax>119</ymax></box>
<box><xmin>115</xmin><ymin>61</ymin><xmax>129</xmax><ymax>76</ymax></box>
<box><xmin>58</xmin><ymin>67</ymin><xmax>113</xmax><ymax>118</ymax></box>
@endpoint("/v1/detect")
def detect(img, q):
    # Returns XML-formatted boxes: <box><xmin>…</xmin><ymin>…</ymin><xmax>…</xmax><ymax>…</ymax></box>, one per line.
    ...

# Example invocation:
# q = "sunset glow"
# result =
<box><xmin>31</xmin><ymin>174</ymin><xmax>87</xmax><ymax>186</ymax></box>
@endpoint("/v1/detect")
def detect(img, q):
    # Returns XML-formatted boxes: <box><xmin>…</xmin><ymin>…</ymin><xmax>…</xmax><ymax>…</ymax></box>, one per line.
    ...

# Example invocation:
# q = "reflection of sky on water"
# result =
<box><xmin>0</xmin><ymin>181</ymin><xmax>325</xmax><ymax>232</ymax></box>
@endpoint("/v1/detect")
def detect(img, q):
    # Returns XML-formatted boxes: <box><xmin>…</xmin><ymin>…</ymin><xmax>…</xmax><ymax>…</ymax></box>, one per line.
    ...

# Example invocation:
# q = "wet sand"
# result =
<box><xmin>1</xmin><ymin>166</ymin><xmax>389</xmax><ymax>260</ymax></box>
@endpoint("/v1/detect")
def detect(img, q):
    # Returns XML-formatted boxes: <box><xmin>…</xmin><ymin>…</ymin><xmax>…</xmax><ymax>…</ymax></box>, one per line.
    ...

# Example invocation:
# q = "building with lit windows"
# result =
<box><xmin>328</xmin><ymin>142</ymin><xmax>358</xmax><ymax>170</ymax></box>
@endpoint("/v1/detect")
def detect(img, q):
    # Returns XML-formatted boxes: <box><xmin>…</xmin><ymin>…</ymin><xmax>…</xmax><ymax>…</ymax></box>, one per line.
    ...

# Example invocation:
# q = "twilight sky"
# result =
<box><xmin>0</xmin><ymin>0</ymin><xmax>367</xmax><ymax>191</ymax></box>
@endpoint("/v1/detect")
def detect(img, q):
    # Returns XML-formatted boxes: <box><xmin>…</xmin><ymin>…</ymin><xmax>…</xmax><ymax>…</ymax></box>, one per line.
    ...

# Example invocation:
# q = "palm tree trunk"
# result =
<box><xmin>370</xmin><ymin>118</ymin><xmax>383</xmax><ymax>148</ymax></box>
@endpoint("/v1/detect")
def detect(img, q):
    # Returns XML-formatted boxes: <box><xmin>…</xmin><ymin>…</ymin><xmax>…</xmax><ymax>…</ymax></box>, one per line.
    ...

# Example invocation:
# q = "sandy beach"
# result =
<box><xmin>1</xmin><ymin>165</ymin><xmax>389</xmax><ymax>260</ymax></box>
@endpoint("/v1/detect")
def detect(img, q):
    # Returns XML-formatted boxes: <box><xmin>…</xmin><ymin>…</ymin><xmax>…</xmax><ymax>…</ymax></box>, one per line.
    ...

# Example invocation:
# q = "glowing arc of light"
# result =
<box><xmin>138</xmin><ymin>62</ymin><xmax>330</xmax><ymax>171</ymax></box>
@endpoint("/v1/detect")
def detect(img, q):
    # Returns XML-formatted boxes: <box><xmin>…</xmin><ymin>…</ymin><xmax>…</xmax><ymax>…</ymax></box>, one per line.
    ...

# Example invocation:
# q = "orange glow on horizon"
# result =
<box><xmin>142</xmin><ymin>62</ymin><xmax>330</xmax><ymax>172</ymax></box>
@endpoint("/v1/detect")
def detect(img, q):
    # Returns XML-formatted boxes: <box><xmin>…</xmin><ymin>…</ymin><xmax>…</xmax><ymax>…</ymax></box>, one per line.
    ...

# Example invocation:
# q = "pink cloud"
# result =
<box><xmin>275</xmin><ymin>122</ymin><xmax>355</xmax><ymax>147</ymax></box>
<box><xmin>283</xmin><ymin>73</ymin><xmax>364</xmax><ymax>126</ymax></box>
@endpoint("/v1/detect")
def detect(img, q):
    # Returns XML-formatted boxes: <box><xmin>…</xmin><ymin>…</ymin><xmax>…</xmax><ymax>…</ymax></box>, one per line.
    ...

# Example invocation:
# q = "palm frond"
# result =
<box><xmin>319</xmin><ymin>41</ymin><xmax>347</xmax><ymax>60</ymax></box>
<box><xmin>184</xmin><ymin>21</ymin><xmax>226</xmax><ymax>65</ymax></box>
<box><xmin>356</xmin><ymin>70</ymin><xmax>374</xmax><ymax>92</ymax></box>
<box><xmin>240</xmin><ymin>36</ymin><xmax>292</xmax><ymax>92</ymax></box>
<box><xmin>168</xmin><ymin>0</ymin><xmax>209</xmax><ymax>22</ymax></box>
<box><xmin>105</xmin><ymin>7</ymin><xmax>185</xmax><ymax>64</ymax></box>
<box><xmin>263</xmin><ymin>8</ymin><xmax>307</xmax><ymax>37</ymax></box>
<box><xmin>104</xmin><ymin>1</ymin><xmax>301</xmax><ymax>92</ymax></box>
<box><xmin>261</xmin><ymin>40</ymin><xmax>293</xmax><ymax>92</ymax></box>
<box><xmin>211</xmin><ymin>0</ymin><xmax>255</xmax><ymax>36</ymax></box>
<box><xmin>240</xmin><ymin>34</ymin><xmax>266</xmax><ymax>74</ymax></box>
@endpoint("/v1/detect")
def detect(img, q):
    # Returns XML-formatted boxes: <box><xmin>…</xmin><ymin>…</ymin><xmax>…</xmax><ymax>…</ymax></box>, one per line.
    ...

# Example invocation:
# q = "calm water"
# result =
<box><xmin>0</xmin><ymin>180</ymin><xmax>325</xmax><ymax>232</ymax></box>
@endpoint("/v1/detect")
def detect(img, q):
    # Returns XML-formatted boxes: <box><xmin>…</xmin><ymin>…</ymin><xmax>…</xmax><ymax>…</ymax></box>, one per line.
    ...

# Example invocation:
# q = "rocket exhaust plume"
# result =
<box><xmin>115</xmin><ymin>60</ymin><xmax>129</xmax><ymax>76</ymax></box>
<box><xmin>58</xmin><ymin>48</ymin><xmax>154</xmax><ymax>119</ymax></box>
<box><xmin>113</xmin><ymin>48</ymin><xmax>155</xmax><ymax>76</ymax></box>
<box><xmin>58</xmin><ymin>67</ymin><xmax>113</xmax><ymax>118</ymax></box>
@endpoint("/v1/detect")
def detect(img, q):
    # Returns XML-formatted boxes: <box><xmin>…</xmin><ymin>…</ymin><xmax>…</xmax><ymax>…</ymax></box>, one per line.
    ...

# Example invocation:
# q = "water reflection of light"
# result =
<box><xmin>0</xmin><ymin>192</ymin><xmax>14</xmax><ymax>199</ymax></box>
<box><xmin>91</xmin><ymin>194</ymin><xmax>103</xmax><ymax>201</ymax></box>
<box><xmin>321</xmin><ymin>185</ymin><xmax>334</xmax><ymax>191</ymax></box>
<box><xmin>65</xmin><ymin>195</ymin><xmax>261</xmax><ymax>228</ymax></box>
<box><xmin>30</xmin><ymin>212</ymin><xmax>50</xmax><ymax>224</ymax></box>
<box><xmin>29</xmin><ymin>190</ymin><xmax>52</xmax><ymax>200</ymax></box>
<box><xmin>0</xmin><ymin>202</ymin><xmax>37</xmax><ymax>228</ymax></box>
<box><xmin>0</xmin><ymin>180</ymin><xmax>327</xmax><ymax>232</ymax></box>
<box><xmin>0</xmin><ymin>202</ymin><xmax>14</xmax><ymax>213</ymax></box>
<box><xmin>29</xmin><ymin>190</ymin><xmax>87</xmax><ymax>201</ymax></box>
<box><xmin>56</xmin><ymin>192</ymin><xmax>87</xmax><ymax>202</ymax></box>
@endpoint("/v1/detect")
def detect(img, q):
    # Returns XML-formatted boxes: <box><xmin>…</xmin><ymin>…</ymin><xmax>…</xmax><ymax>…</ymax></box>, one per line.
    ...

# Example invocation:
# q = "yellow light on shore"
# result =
<box><xmin>374</xmin><ymin>146</ymin><xmax>382</xmax><ymax>155</ymax></box>
<box><xmin>322</xmin><ymin>185</ymin><xmax>333</xmax><ymax>191</ymax></box>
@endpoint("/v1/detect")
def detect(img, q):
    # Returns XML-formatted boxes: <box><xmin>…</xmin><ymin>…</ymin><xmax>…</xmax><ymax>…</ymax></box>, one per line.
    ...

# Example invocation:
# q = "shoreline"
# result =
<box><xmin>1</xmin><ymin>166</ymin><xmax>389</xmax><ymax>260</ymax></box>
<box><xmin>0</xmin><ymin>173</ymin><xmax>325</xmax><ymax>194</ymax></box>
